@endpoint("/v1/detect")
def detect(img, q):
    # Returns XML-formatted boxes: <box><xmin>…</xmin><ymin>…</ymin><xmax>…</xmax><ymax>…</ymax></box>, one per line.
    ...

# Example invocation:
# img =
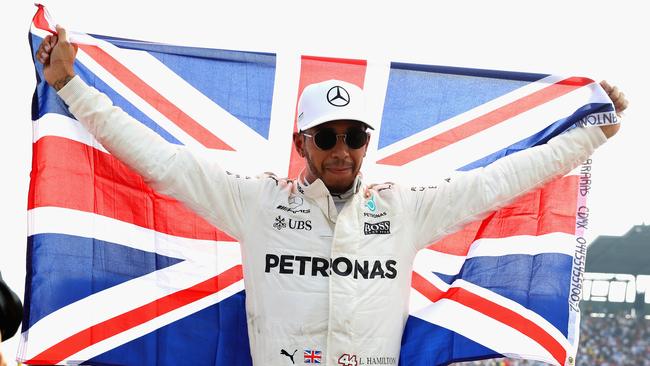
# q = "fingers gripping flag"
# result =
<box><xmin>22</xmin><ymin>4</ymin><xmax>617</xmax><ymax>365</ymax></box>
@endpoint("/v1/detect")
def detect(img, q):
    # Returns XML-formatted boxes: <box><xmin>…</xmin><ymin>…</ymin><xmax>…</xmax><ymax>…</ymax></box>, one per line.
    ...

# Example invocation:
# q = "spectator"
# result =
<box><xmin>455</xmin><ymin>311</ymin><xmax>650</xmax><ymax>366</ymax></box>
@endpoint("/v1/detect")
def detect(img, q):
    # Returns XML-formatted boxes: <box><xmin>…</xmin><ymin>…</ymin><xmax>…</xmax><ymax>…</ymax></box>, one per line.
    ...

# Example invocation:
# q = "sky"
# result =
<box><xmin>1</xmin><ymin>0</ymin><xmax>649</xmax><ymax>363</ymax></box>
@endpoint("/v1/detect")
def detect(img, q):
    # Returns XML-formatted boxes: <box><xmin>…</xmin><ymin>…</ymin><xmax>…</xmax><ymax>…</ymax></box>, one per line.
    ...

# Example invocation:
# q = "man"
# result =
<box><xmin>1</xmin><ymin>271</ymin><xmax>23</xmax><ymax>366</ymax></box>
<box><xmin>36</xmin><ymin>26</ymin><xmax>627</xmax><ymax>365</ymax></box>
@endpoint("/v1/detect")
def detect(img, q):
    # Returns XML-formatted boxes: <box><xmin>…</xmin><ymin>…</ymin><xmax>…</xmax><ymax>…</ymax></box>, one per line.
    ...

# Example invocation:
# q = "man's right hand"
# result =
<box><xmin>36</xmin><ymin>25</ymin><xmax>78</xmax><ymax>91</ymax></box>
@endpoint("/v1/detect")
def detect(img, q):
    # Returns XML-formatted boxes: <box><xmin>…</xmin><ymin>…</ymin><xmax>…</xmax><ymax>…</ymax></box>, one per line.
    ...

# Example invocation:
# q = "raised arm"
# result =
<box><xmin>36</xmin><ymin>26</ymin><xmax>258</xmax><ymax>239</ymax></box>
<box><xmin>399</xmin><ymin>76</ymin><xmax>629</xmax><ymax>250</ymax></box>
<box><xmin>405</xmin><ymin>126</ymin><xmax>608</xmax><ymax>250</ymax></box>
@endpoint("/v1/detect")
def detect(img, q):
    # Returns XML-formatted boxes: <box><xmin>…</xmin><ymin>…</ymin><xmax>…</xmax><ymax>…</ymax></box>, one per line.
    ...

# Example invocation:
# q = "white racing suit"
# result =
<box><xmin>58</xmin><ymin>76</ymin><xmax>607</xmax><ymax>366</ymax></box>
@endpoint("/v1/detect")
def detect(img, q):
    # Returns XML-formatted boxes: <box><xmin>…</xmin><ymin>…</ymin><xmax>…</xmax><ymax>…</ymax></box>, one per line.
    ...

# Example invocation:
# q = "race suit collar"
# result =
<box><xmin>299</xmin><ymin>175</ymin><xmax>363</xmax><ymax>222</ymax></box>
<box><xmin>299</xmin><ymin>175</ymin><xmax>363</xmax><ymax>198</ymax></box>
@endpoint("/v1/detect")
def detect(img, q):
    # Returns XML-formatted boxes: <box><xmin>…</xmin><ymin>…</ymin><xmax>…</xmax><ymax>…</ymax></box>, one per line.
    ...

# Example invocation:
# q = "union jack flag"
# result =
<box><xmin>304</xmin><ymin>349</ymin><xmax>322</xmax><ymax>364</ymax></box>
<box><xmin>21</xmin><ymin>4</ymin><xmax>616</xmax><ymax>365</ymax></box>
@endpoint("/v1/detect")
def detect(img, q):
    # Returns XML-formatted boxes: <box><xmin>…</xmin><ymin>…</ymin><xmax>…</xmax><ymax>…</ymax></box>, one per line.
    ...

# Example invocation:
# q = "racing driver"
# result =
<box><xmin>36</xmin><ymin>26</ymin><xmax>628</xmax><ymax>365</ymax></box>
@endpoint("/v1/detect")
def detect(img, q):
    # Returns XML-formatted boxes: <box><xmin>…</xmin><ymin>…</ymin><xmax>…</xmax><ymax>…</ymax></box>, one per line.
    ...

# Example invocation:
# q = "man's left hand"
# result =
<box><xmin>599</xmin><ymin>80</ymin><xmax>629</xmax><ymax>138</ymax></box>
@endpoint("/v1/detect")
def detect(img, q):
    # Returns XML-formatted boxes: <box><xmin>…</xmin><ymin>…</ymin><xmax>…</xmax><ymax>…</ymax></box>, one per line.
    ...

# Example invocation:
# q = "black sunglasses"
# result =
<box><xmin>302</xmin><ymin>127</ymin><xmax>369</xmax><ymax>150</ymax></box>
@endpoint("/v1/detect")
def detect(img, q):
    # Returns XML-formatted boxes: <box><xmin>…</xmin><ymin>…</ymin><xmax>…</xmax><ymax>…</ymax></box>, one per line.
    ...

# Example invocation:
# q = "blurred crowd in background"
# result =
<box><xmin>457</xmin><ymin>312</ymin><xmax>649</xmax><ymax>366</ymax></box>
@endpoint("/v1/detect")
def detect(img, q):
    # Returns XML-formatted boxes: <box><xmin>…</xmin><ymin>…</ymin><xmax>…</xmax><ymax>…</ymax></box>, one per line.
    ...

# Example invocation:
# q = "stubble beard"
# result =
<box><xmin>304</xmin><ymin>152</ymin><xmax>356</xmax><ymax>194</ymax></box>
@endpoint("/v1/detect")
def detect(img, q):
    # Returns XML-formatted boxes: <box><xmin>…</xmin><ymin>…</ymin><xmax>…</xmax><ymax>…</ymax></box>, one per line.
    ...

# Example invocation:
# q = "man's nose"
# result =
<box><xmin>329</xmin><ymin>136</ymin><xmax>350</xmax><ymax>158</ymax></box>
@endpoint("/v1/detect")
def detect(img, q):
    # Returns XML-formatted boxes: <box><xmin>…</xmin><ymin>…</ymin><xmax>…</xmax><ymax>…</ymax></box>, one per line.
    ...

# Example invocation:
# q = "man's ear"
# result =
<box><xmin>293</xmin><ymin>132</ymin><xmax>305</xmax><ymax>157</ymax></box>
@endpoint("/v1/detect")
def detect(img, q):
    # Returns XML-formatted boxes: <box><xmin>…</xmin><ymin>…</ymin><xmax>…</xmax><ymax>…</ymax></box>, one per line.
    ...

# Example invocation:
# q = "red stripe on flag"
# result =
<box><xmin>451</xmin><ymin>288</ymin><xmax>566</xmax><ymax>365</ymax></box>
<box><xmin>377</xmin><ymin>77</ymin><xmax>593</xmax><ymax>166</ymax></box>
<box><xmin>32</xmin><ymin>5</ymin><xmax>53</xmax><ymax>33</ymax></box>
<box><xmin>77</xmin><ymin>44</ymin><xmax>233</xmax><ymax>151</ymax></box>
<box><xmin>26</xmin><ymin>265</ymin><xmax>244</xmax><ymax>365</ymax></box>
<box><xmin>287</xmin><ymin>56</ymin><xmax>367</xmax><ymax>178</ymax></box>
<box><xmin>411</xmin><ymin>274</ymin><xmax>566</xmax><ymax>366</ymax></box>
<box><xmin>426</xmin><ymin>175</ymin><xmax>579</xmax><ymax>256</ymax></box>
<box><xmin>411</xmin><ymin>271</ymin><xmax>446</xmax><ymax>302</ymax></box>
<box><xmin>29</xmin><ymin>136</ymin><xmax>235</xmax><ymax>242</ymax></box>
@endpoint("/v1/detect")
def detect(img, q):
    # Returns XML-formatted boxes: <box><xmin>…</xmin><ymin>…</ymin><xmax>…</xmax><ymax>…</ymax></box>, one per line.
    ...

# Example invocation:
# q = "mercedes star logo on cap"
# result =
<box><xmin>326</xmin><ymin>86</ymin><xmax>350</xmax><ymax>107</ymax></box>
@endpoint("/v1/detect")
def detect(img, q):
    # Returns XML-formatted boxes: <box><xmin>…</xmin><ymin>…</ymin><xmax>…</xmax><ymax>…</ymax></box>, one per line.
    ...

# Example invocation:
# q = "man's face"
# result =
<box><xmin>293</xmin><ymin>120</ymin><xmax>370</xmax><ymax>193</ymax></box>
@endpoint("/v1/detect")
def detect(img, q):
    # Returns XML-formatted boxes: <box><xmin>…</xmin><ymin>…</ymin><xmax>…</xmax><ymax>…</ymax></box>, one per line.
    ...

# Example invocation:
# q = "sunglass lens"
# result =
<box><xmin>314</xmin><ymin>129</ymin><xmax>337</xmax><ymax>150</ymax></box>
<box><xmin>345</xmin><ymin>129</ymin><xmax>368</xmax><ymax>149</ymax></box>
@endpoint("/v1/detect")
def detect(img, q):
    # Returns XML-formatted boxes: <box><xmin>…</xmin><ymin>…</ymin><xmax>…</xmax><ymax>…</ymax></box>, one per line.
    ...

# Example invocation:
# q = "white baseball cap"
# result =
<box><xmin>297</xmin><ymin>79</ymin><xmax>374</xmax><ymax>131</ymax></box>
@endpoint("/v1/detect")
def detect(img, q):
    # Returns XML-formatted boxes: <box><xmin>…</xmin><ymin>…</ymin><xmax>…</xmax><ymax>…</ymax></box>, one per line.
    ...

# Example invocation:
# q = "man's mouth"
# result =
<box><xmin>326</xmin><ymin>165</ymin><xmax>353</xmax><ymax>174</ymax></box>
